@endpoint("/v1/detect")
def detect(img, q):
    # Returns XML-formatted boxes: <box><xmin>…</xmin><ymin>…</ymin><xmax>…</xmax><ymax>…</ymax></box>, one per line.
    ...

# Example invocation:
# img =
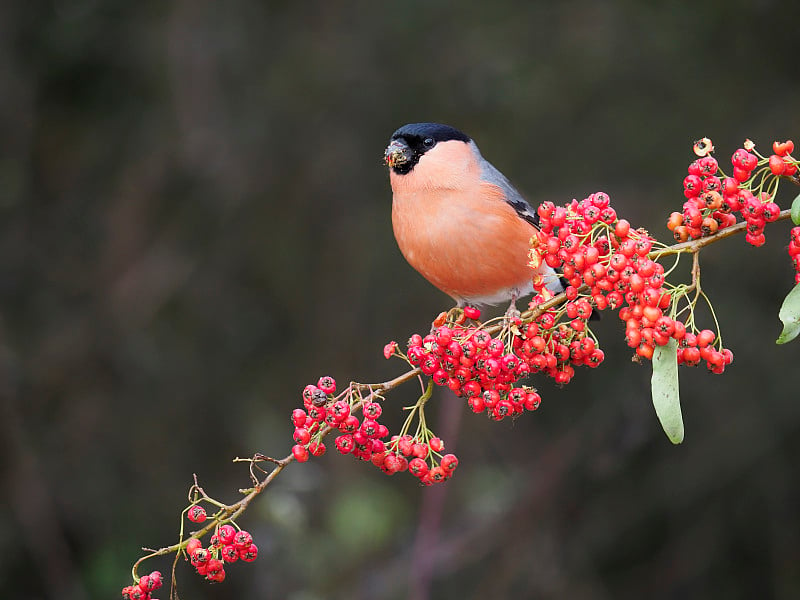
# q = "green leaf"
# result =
<box><xmin>776</xmin><ymin>283</ymin><xmax>800</xmax><ymax>344</ymax></box>
<box><xmin>791</xmin><ymin>192</ymin><xmax>800</xmax><ymax>226</ymax></box>
<box><xmin>651</xmin><ymin>338</ymin><xmax>684</xmax><ymax>444</ymax></box>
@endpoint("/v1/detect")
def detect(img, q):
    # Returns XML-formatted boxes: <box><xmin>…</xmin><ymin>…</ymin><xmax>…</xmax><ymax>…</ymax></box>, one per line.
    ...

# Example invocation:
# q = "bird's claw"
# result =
<box><xmin>505</xmin><ymin>305</ymin><xmax>521</xmax><ymax>321</ymax></box>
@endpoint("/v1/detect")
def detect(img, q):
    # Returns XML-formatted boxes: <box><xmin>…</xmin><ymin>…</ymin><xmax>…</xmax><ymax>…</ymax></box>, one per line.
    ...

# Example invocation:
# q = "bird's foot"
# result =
<box><xmin>505</xmin><ymin>304</ymin><xmax>521</xmax><ymax>322</ymax></box>
<box><xmin>502</xmin><ymin>299</ymin><xmax>524</xmax><ymax>336</ymax></box>
<box><xmin>504</xmin><ymin>296</ymin><xmax>522</xmax><ymax>323</ymax></box>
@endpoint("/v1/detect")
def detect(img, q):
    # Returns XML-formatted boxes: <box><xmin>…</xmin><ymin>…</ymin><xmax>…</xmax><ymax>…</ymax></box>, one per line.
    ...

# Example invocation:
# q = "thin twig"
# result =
<box><xmin>650</xmin><ymin>209</ymin><xmax>792</xmax><ymax>258</ymax></box>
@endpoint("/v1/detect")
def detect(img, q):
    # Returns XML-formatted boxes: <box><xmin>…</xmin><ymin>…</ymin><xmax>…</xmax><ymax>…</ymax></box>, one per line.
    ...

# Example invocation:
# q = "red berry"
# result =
<box><xmin>383</xmin><ymin>341</ymin><xmax>398</xmax><ymax>359</ymax></box>
<box><xmin>551</xmin><ymin>206</ymin><xmax>567</xmax><ymax>227</ymax></box>
<box><xmin>207</xmin><ymin>568</ymin><xmax>226</xmax><ymax>583</ymax></box>
<box><xmin>683</xmin><ymin>346</ymin><xmax>701</xmax><ymax>366</ymax></box>
<box><xmin>599</xmin><ymin>206</ymin><xmax>617</xmax><ymax>223</ymax></box>
<box><xmin>359</xmin><ymin>419</ymin><xmax>379</xmax><ymax>439</ymax></box>
<box><xmin>363</xmin><ymin>401</ymin><xmax>382</xmax><ymax>419</ymax></box>
<box><xmin>138</xmin><ymin>571</ymin><xmax>162</xmax><ymax>593</ymax></box>
<box><xmin>190</xmin><ymin>547</ymin><xmax>210</xmax><ymax>566</ymax></box>
<box><xmin>216</xmin><ymin>524</ymin><xmax>236</xmax><ymax>545</ymax></box>
<box><xmin>745</xmin><ymin>232</ymin><xmax>766</xmax><ymax>247</ymax></box>
<box><xmin>412</xmin><ymin>442</ymin><xmax>429</xmax><ymax>459</ymax></box>
<box><xmin>696</xmin><ymin>329</ymin><xmax>716</xmax><ymax>347</ymax></box>
<box><xmin>773</xmin><ymin>140</ymin><xmax>795</xmax><ymax>156</ymax></box>
<box><xmin>762</xmin><ymin>202</ymin><xmax>780</xmax><ymax>222</ymax></box>
<box><xmin>698</xmin><ymin>156</ymin><xmax>718</xmax><ymax>175</ymax></box>
<box><xmin>397</xmin><ymin>437</ymin><xmax>413</xmax><ymax>456</ymax></box>
<box><xmin>483</xmin><ymin>356</ymin><xmax>502</xmax><ymax>377</ymax></box>
<box><xmin>293</xmin><ymin>427</ymin><xmax>311</xmax><ymax>445</ymax></box>
<box><xmin>187</xmin><ymin>505</ymin><xmax>207</xmax><ymax>524</ymax></box>
<box><xmin>186</xmin><ymin>538</ymin><xmax>202</xmax><ymax>556</ymax></box>
<box><xmin>222</xmin><ymin>544</ymin><xmax>239</xmax><ymax>563</ymax></box>
<box><xmin>462</xmin><ymin>380</ymin><xmax>482</xmax><ymax>398</ymax></box>
<box><xmin>434</xmin><ymin>326</ymin><xmax>453</xmax><ymax>346</ymax></box>
<box><xmin>732</xmin><ymin>148</ymin><xmax>757</xmax><ymax>170</ymax></box>
<box><xmin>537</xmin><ymin>201</ymin><xmax>555</xmax><ymax>219</ymax></box>
<box><xmin>127</xmin><ymin>586</ymin><xmax>148</xmax><ymax>600</ymax></box>
<box><xmin>683</xmin><ymin>175</ymin><xmax>703</xmax><ymax>197</ymax></box>
<box><xmin>317</xmin><ymin>376</ymin><xmax>336</xmax><ymax>394</ymax></box>
<box><xmin>486</xmin><ymin>338</ymin><xmax>505</xmax><ymax>357</ymax></box>
<box><xmin>466</xmin><ymin>394</ymin><xmax>484</xmax><ymax>413</ymax></box>
<box><xmin>302</xmin><ymin>384</ymin><xmax>318</xmax><ymax>404</ymax></box>
<box><xmin>309</xmin><ymin>441</ymin><xmax>327</xmax><ymax>456</ymax></box>
<box><xmin>524</xmin><ymin>391</ymin><xmax>542</xmax><ymax>410</ymax></box>
<box><xmin>291</xmin><ymin>409</ymin><xmax>307</xmax><ymax>428</ymax></box>
<box><xmin>335</xmin><ymin>434</ymin><xmax>354</xmax><ymax>454</ymax></box>
<box><xmin>205</xmin><ymin>558</ymin><xmax>225</xmax><ymax>581</ymax></box>
<box><xmin>239</xmin><ymin>543</ymin><xmax>259</xmax><ymax>562</ymax></box>
<box><xmin>722</xmin><ymin>348</ymin><xmax>734</xmax><ymax>365</ymax></box>
<box><xmin>732</xmin><ymin>166</ymin><xmax>750</xmax><ymax>182</ymax></box>
<box><xmin>440</xmin><ymin>454</ymin><xmax>459</xmax><ymax>472</ymax></box>
<box><xmin>409</xmin><ymin>457</ymin><xmax>429</xmax><ymax>478</ymax></box>
<box><xmin>430</xmin><ymin>466</ymin><xmax>447</xmax><ymax>482</ymax></box>
<box><xmin>480</xmin><ymin>389</ymin><xmax>499</xmax><ymax>409</ymax></box>
<box><xmin>233</xmin><ymin>530</ymin><xmax>253</xmax><ymax>549</ymax></box>
<box><xmin>292</xmin><ymin>444</ymin><xmax>310</xmax><ymax>462</ymax></box>
<box><xmin>769</xmin><ymin>154</ymin><xmax>787</xmax><ymax>175</ymax></box>
<box><xmin>338</xmin><ymin>414</ymin><xmax>360</xmax><ymax>433</ymax></box>
<box><xmin>463</xmin><ymin>306</ymin><xmax>481</xmax><ymax>320</ymax></box>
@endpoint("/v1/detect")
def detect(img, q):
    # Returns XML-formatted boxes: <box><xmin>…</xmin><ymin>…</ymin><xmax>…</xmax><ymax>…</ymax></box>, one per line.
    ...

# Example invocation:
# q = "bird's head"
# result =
<box><xmin>384</xmin><ymin>123</ymin><xmax>471</xmax><ymax>175</ymax></box>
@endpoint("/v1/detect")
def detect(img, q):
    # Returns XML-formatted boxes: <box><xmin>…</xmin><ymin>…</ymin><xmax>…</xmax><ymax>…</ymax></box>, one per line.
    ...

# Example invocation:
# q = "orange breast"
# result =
<box><xmin>391</xmin><ymin>167</ymin><xmax>536</xmax><ymax>304</ymax></box>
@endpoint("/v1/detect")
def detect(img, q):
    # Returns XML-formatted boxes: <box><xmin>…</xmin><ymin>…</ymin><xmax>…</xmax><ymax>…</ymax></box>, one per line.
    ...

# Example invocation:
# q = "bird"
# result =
<box><xmin>384</xmin><ymin>122</ymin><xmax>563</xmax><ymax>313</ymax></box>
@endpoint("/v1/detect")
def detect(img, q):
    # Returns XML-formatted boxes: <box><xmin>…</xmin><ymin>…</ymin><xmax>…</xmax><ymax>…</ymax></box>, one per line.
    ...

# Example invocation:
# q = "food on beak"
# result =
<box><xmin>384</xmin><ymin>139</ymin><xmax>412</xmax><ymax>168</ymax></box>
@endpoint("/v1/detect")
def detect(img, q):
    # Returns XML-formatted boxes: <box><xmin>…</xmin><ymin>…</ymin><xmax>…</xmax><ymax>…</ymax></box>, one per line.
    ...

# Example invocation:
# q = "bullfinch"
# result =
<box><xmin>384</xmin><ymin>122</ymin><xmax>563</xmax><ymax>311</ymax></box>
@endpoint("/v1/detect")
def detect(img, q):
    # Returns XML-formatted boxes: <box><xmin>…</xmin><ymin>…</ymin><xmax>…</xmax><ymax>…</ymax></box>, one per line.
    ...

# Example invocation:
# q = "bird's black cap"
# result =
<box><xmin>390</xmin><ymin>123</ymin><xmax>471</xmax><ymax>145</ymax></box>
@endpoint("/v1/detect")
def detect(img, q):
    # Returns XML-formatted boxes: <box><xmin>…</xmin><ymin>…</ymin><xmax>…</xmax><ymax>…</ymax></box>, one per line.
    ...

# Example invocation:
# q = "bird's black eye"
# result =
<box><xmin>423</xmin><ymin>137</ymin><xmax>435</xmax><ymax>148</ymax></box>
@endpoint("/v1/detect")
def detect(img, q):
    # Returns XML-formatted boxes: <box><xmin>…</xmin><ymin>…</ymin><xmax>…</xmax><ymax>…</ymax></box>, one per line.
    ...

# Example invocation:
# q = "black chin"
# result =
<box><xmin>391</xmin><ymin>161</ymin><xmax>415</xmax><ymax>175</ymax></box>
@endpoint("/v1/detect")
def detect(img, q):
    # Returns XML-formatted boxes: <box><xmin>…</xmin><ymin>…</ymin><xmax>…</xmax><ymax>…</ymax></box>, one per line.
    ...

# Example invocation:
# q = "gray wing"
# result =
<box><xmin>475</xmin><ymin>148</ymin><xmax>540</xmax><ymax>228</ymax></box>
<box><xmin>475</xmin><ymin>144</ymin><xmax>566</xmax><ymax>294</ymax></box>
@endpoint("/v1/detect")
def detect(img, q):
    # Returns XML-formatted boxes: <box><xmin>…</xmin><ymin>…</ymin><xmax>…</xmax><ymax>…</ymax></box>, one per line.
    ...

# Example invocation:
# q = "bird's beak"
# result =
<box><xmin>384</xmin><ymin>138</ymin><xmax>412</xmax><ymax>169</ymax></box>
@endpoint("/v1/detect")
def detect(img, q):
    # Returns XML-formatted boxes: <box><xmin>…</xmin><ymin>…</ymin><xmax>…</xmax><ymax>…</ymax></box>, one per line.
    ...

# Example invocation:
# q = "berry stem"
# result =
<box><xmin>397</xmin><ymin>378</ymin><xmax>434</xmax><ymax>442</ymax></box>
<box><xmin>651</xmin><ymin>209</ymin><xmax>792</xmax><ymax>257</ymax></box>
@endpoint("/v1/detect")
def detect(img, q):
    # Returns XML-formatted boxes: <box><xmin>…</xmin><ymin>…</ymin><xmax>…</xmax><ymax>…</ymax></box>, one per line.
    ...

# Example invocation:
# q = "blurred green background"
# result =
<box><xmin>2</xmin><ymin>1</ymin><xmax>800</xmax><ymax>599</ymax></box>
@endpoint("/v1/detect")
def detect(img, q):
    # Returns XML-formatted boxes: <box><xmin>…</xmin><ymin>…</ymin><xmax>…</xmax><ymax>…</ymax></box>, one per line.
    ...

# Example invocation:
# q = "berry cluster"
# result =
<box><xmin>386</xmin><ymin>434</ymin><xmax>458</xmax><ymax>484</ymax></box>
<box><xmin>789</xmin><ymin>227</ymin><xmax>800</xmax><ymax>284</ymax></box>
<box><xmin>289</xmin><ymin>376</ymin><xmax>341</xmax><ymax>463</ymax></box>
<box><xmin>185</xmin><ymin>523</ymin><xmax>258</xmax><ymax>583</ymax></box>
<box><xmin>121</xmin><ymin>571</ymin><xmax>162</xmax><ymax>600</ymax></box>
<box><xmin>290</xmin><ymin>376</ymin><xmax>457</xmax><ymax>484</ymax></box>
<box><xmin>768</xmin><ymin>140</ymin><xmax>798</xmax><ymax>177</ymax></box>
<box><xmin>668</xmin><ymin>139</ymin><xmax>796</xmax><ymax>247</ymax></box>
<box><xmin>406</xmin><ymin>326</ymin><xmax>544</xmax><ymax>417</ymax></box>
<box><xmin>531</xmin><ymin>192</ymin><xmax>733</xmax><ymax>373</ymax></box>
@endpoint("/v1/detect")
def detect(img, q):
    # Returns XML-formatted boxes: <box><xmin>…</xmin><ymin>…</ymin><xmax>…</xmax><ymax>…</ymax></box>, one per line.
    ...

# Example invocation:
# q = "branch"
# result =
<box><xmin>651</xmin><ymin>209</ymin><xmax>792</xmax><ymax>257</ymax></box>
<box><xmin>131</xmin><ymin>367</ymin><xmax>423</xmax><ymax>580</ymax></box>
<box><xmin>126</xmin><ymin>178</ymin><xmax>799</xmax><ymax>597</ymax></box>
<box><xmin>131</xmin><ymin>206</ymin><xmax>795</xmax><ymax>581</ymax></box>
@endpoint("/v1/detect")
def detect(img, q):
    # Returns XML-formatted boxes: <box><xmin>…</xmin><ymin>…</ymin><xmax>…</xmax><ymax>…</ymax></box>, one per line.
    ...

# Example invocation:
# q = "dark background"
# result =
<box><xmin>2</xmin><ymin>2</ymin><xmax>799</xmax><ymax>599</ymax></box>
